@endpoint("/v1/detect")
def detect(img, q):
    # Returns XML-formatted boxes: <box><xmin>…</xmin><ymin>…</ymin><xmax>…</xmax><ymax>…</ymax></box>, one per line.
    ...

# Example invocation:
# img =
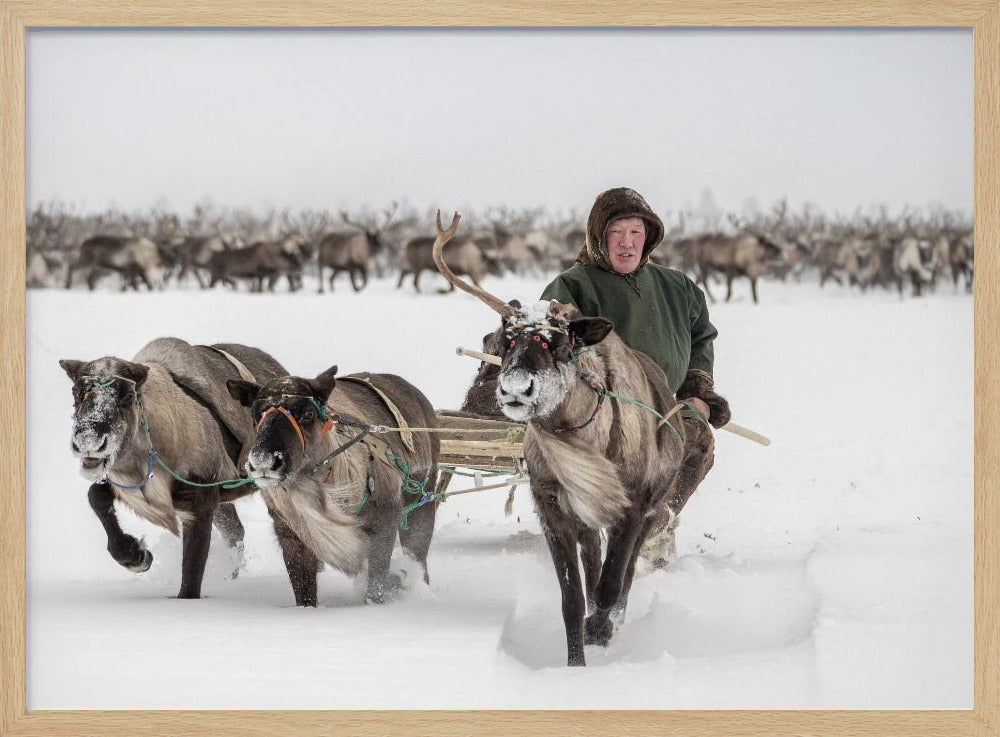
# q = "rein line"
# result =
<box><xmin>84</xmin><ymin>377</ymin><xmax>255</xmax><ymax>491</ymax></box>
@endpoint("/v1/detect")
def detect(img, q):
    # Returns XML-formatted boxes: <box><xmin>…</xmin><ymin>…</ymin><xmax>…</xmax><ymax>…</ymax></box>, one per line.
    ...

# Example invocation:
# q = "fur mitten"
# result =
<box><xmin>676</xmin><ymin>369</ymin><xmax>731</xmax><ymax>429</ymax></box>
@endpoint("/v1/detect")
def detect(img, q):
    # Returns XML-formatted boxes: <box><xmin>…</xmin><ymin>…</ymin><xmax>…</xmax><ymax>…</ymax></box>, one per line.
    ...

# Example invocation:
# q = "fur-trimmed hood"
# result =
<box><xmin>576</xmin><ymin>187</ymin><xmax>664</xmax><ymax>274</ymax></box>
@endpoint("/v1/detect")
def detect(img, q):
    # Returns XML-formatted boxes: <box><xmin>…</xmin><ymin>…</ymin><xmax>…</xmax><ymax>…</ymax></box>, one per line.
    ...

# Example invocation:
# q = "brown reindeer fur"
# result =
<box><xmin>398</xmin><ymin>236</ymin><xmax>500</xmax><ymax>293</ymax></box>
<box><xmin>234</xmin><ymin>371</ymin><xmax>440</xmax><ymax>604</ymax></box>
<box><xmin>524</xmin><ymin>333</ymin><xmax>685</xmax><ymax>530</ymax></box>
<box><xmin>61</xmin><ymin>337</ymin><xmax>287</xmax><ymax>598</ymax></box>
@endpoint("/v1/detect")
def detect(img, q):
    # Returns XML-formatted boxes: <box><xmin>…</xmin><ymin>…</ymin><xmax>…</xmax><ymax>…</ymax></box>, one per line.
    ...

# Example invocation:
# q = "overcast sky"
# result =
<box><xmin>26</xmin><ymin>29</ymin><xmax>972</xmax><ymax>219</ymax></box>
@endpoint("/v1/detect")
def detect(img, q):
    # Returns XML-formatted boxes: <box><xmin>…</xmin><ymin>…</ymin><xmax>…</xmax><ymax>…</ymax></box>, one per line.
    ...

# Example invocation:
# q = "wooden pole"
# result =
<box><xmin>456</xmin><ymin>346</ymin><xmax>502</xmax><ymax>365</ymax></box>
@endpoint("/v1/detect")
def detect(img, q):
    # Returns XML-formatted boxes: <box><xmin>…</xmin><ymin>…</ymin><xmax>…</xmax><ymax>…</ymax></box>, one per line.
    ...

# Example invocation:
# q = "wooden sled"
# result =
<box><xmin>432</xmin><ymin>411</ymin><xmax>528</xmax><ymax>503</ymax></box>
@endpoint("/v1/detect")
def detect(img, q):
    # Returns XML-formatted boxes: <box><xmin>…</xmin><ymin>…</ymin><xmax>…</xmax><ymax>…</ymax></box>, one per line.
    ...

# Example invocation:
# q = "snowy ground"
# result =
<box><xmin>26</xmin><ymin>271</ymin><xmax>973</xmax><ymax>709</ymax></box>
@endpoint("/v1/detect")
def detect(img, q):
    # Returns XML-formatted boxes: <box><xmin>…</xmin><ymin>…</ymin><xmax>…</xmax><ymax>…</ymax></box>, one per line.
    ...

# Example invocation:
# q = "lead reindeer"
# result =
<box><xmin>433</xmin><ymin>212</ymin><xmax>691</xmax><ymax>667</ymax></box>
<box><xmin>60</xmin><ymin>338</ymin><xmax>288</xmax><ymax>598</ymax></box>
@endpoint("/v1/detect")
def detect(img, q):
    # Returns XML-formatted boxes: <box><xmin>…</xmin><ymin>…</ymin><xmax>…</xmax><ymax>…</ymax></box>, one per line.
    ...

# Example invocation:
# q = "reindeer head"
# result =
<box><xmin>59</xmin><ymin>357</ymin><xmax>149</xmax><ymax>481</ymax></box>
<box><xmin>431</xmin><ymin>211</ymin><xmax>612</xmax><ymax>423</ymax></box>
<box><xmin>342</xmin><ymin>201</ymin><xmax>398</xmax><ymax>255</ymax></box>
<box><xmin>227</xmin><ymin>368</ymin><xmax>337</xmax><ymax>488</ymax></box>
<box><xmin>493</xmin><ymin>302</ymin><xmax>612</xmax><ymax>422</ymax></box>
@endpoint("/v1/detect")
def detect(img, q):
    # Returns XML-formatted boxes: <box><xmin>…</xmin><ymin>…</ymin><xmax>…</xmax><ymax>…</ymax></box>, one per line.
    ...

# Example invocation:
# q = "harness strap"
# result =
<box><xmin>337</xmin><ymin>375</ymin><xmax>416</xmax><ymax>453</ymax></box>
<box><xmin>657</xmin><ymin>402</ymin><xmax>684</xmax><ymax>428</ymax></box>
<box><xmin>301</xmin><ymin>415</ymin><xmax>373</xmax><ymax>477</ymax></box>
<box><xmin>208</xmin><ymin>347</ymin><xmax>257</xmax><ymax>383</ymax></box>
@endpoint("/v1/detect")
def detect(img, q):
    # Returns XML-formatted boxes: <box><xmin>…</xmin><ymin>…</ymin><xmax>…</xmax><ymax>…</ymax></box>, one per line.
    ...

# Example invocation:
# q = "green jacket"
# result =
<box><xmin>540</xmin><ymin>263</ymin><xmax>716</xmax><ymax>393</ymax></box>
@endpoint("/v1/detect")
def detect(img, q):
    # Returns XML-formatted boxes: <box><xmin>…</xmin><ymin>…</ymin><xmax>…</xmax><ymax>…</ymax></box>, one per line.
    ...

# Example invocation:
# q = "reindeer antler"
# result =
<box><xmin>432</xmin><ymin>210</ymin><xmax>517</xmax><ymax>318</ymax></box>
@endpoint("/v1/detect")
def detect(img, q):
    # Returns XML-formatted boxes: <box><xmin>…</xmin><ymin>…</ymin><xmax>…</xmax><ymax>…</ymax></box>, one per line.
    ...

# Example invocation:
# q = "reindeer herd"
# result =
<box><xmin>29</xmin><ymin>199</ymin><xmax>974</xmax><ymax>302</ymax></box>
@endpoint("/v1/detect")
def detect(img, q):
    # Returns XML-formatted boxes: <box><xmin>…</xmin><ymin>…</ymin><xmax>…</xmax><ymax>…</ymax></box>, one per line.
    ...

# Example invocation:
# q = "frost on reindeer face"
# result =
<box><xmin>68</xmin><ymin>373</ymin><xmax>133</xmax><ymax>481</ymax></box>
<box><xmin>496</xmin><ymin>362</ymin><xmax>575</xmax><ymax>422</ymax></box>
<box><xmin>495</xmin><ymin>304</ymin><xmax>576</xmax><ymax>422</ymax></box>
<box><xmin>244</xmin><ymin>379</ymin><xmax>324</xmax><ymax>488</ymax></box>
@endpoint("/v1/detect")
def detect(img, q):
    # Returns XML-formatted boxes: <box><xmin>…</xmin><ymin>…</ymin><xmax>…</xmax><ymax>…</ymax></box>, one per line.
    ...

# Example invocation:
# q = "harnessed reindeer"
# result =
<box><xmin>227</xmin><ymin>368</ymin><xmax>440</xmax><ymax>606</ymax></box>
<box><xmin>60</xmin><ymin>338</ymin><xmax>287</xmax><ymax>599</ymax></box>
<box><xmin>433</xmin><ymin>212</ymin><xmax>688</xmax><ymax>667</ymax></box>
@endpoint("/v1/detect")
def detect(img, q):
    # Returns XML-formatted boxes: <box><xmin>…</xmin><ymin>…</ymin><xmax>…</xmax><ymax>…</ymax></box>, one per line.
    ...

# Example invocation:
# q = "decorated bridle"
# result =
<box><xmin>501</xmin><ymin>319</ymin><xmax>607</xmax><ymax>436</ymax></box>
<box><xmin>73</xmin><ymin>374</ymin><xmax>158</xmax><ymax>490</ymax></box>
<box><xmin>253</xmin><ymin>393</ymin><xmax>334</xmax><ymax>451</ymax></box>
<box><xmin>74</xmin><ymin>374</ymin><xmax>136</xmax><ymax>414</ymax></box>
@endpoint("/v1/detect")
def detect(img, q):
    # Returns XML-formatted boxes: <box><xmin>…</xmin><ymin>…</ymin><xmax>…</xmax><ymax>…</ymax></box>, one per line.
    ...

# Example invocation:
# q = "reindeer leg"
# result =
<box><xmin>267</xmin><ymin>505</ymin><xmax>320</xmax><ymax>606</ymax></box>
<box><xmin>350</xmin><ymin>267</ymin><xmax>363</xmax><ymax>292</ymax></box>
<box><xmin>88</xmin><ymin>482</ymin><xmax>152</xmax><ymax>572</ymax></box>
<box><xmin>537</xmin><ymin>496</ymin><xmax>588</xmax><ymax>666</ymax></box>
<box><xmin>725</xmin><ymin>272</ymin><xmax>734</xmax><ymax>302</ymax></box>
<box><xmin>640</xmin><ymin>502</ymin><xmax>676</xmax><ymax>572</ymax></box>
<box><xmin>413</xmin><ymin>269</ymin><xmax>423</xmax><ymax>293</ymax></box>
<box><xmin>398</xmin><ymin>466</ymin><xmax>440</xmax><ymax>585</ymax></box>
<box><xmin>613</xmin><ymin>515</ymin><xmax>657</xmax><ymax>625</ymax></box>
<box><xmin>365</xmin><ymin>512</ymin><xmax>402</xmax><ymax>604</ymax></box>
<box><xmin>698</xmin><ymin>269</ymin><xmax>715</xmax><ymax>302</ymax></box>
<box><xmin>750</xmin><ymin>276</ymin><xmax>759</xmax><ymax>304</ymax></box>
<box><xmin>177</xmin><ymin>486</ymin><xmax>218</xmax><ymax>599</ymax></box>
<box><xmin>586</xmin><ymin>507</ymin><xmax>643</xmax><ymax>647</ymax></box>
<box><xmin>212</xmin><ymin>502</ymin><xmax>246</xmax><ymax>579</ymax></box>
<box><xmin>579</xmin><ymin>527</ymin><xmax>602</xmax><ymax>614</ymax></box>
<box><xmin>395</xmin><ymin>269</ymin><xmax>409</xmax><ymax>289</ymax></box>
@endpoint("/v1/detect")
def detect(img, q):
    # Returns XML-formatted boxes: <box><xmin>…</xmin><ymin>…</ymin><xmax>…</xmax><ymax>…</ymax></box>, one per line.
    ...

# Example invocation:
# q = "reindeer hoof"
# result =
<box><xmin>365</xmin><ymin>572</ymin><xmax>403</xmax><ymax>604</ymax></box>
<box><xmin>126</xmin><ymin>549</ymin><xmax>153</xmax><ymax>573</ymax></box>
<box><xmin>584</xmin><ymin>614</ymin><xmax>614</xmax><ymax>647</ymax></box>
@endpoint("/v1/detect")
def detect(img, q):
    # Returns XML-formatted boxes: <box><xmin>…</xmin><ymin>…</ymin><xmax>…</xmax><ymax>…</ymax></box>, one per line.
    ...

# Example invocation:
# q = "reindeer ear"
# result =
<box><xmin>568</xmin><ymin>317</ymin><xmax>613</xmax><ymax>347</ymax></box>
<box><xmin>58</xmin><ymin>359</ymin><xmax>85</xmax><ymax>381</ymax></box>
<box><xmin>118</xmin><ymin>360</ymin><xmax>150</xmax><ymax>389</ymax></box>
<box><xmin>507</xmin><ymin>299</ymin><xmax>522</xmax><ymax>310</ymax></box>
<box><xmin>227</xmin><ymin>379</ymin><xmax>260</xmax><ymax>407</ymax></box>
<box><xmin>308</xmin><ymin>366</ymin><xmax>338</xmax><ymax>404</ymax></box>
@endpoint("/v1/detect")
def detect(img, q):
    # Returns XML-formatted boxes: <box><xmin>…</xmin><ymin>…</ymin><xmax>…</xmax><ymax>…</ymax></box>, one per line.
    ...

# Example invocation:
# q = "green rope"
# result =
<box><xmin>604</xmin><ymin>390</ymin><xmax>685</xmax><ymax>444</ymax></box>
<box><xmin>384</xmin><ymin>449</ymin><xmax>441</xmax><ymax>530</ymax></box>
<box><xmin>399</xmin><ymin>491</ymin><xmax>443</xmax><ymax>530</ymax></box>
<box><xmin>605</xmin><ymin>391</ymin><xmax>664</xmax><ymax>418</ymax></box>
<box><xmin>385</xmin><ymin>450</ymin><xmax>430</xmax><ymax>496</ymax></box>
<box><xmin>355</xmin><ymin>468</ymin><xmax>374</xmax><ymax>513</ymax></box>
<box><xmin>134</xmin><ymin>390</ymin><xmax>256</xmax><ymax>490</ymax></box>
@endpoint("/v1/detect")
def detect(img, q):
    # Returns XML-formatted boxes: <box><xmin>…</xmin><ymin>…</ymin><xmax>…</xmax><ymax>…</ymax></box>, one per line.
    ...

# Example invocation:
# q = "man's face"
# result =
<box><xmin>605</xmin><ymin>217</ymin><xmax>646</xmax><ymax>274</ymax></box>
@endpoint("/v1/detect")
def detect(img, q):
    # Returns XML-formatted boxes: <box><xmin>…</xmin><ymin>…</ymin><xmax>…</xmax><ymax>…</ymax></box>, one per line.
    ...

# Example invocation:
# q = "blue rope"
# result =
<box><xmin>385</xmin><ymin>450</ymin><xmax>439</xmax><ymax>530</ymax></box>
<box><xmin>101</xmin><ymin>449</ymin><xmax>157</xmax><ymax>490</ymax></box>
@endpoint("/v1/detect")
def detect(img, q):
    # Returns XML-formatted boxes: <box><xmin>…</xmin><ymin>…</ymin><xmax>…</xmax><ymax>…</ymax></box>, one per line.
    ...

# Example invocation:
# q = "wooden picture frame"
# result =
<box><xmin>1</xmin><ymin>2</ymin><xmax>996</xmax><ymax>735</ymax></box>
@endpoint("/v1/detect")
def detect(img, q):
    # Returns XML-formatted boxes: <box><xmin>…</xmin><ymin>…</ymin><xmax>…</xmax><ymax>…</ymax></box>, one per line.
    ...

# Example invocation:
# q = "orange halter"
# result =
<box><xmin>256</xmin><ymin>405</ymin><xmax>307</xmax><ymax>451</ymax></box>
<box><xmin>255</xmin><ymin>399</ymin><xmax>335</xmax><ymax>452</ymax></box>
